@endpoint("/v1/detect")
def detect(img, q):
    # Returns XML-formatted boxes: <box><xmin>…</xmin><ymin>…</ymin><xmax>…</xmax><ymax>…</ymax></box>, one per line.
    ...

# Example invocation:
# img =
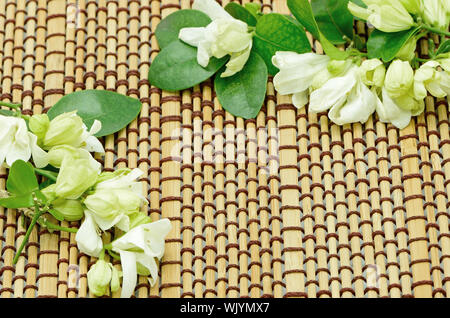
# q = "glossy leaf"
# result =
<box><xmin>0</xmin><ymin>193</ymin><xmax>34</xmax><ymax>209</ymax></box>
<box><xmin>155</xmin><ymin>9</ymin><xmax>212</xmax><ymax>49</ymax></box>
<box><xmin>311</xmin><ymin>0</ymin><xmax>354</xmax><ymax>44</ymax></box>
<box><xmin>287</xmin><ymin>0</ymin><xmax>320</xmax><ymax>40</ymax></box>
<box><xmin>6</xmin><ymin>160</ymin><xmax>39</xmax><ymax>196</ymax></box>
<box><xmin>254</xmin><ymin>13</ymin><xmax>311</xmax><ymax>75</ymax></box>
<box><xmin>148</xmin><ymin>40</ymin><xmax>228</xmax><ymax>91</ymax></box>
<box><xmin>225</xmin><ymin>2</ymin><xmax>257</xmax><ymax>26</ymax></box>
<box><xmin>367</xmin><ymin>27</ymin><xmax>420</xmax><ymax>62</ymax></box>
<box><xmin>244</xmin><ymin>3</ymin><xmax>262</xmax><ymax>19</ymax></box>
<box><xmin>47</xmin><ymin>90</ymin><xmax>142</xmax><ymax>137</ymax></box>
<box><xmin>214</xmin><ymin>52</ymin><xmax>268</xmax><ymax>119</ymax></box>
<box><xmin>287</xmin><ymin>0</ymin><xmax>349</xmax><ymax>60</ymax></box>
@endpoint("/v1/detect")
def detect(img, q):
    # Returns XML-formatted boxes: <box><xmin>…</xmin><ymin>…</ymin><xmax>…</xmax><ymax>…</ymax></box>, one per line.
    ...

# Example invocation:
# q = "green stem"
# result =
<box><xmin>107</xmin><ymin>249</ymin><xmax>121</xmax><ymax>261</ymax></box>
<box><xmin>34</xmin><ymin>168</ymin><xmax>58</xmax><ymax>182</ymax></box>
<box><xmin>13</xmin><ymin>205</ymin><xmax>42</xmax><ymax>264</ymax></box>
<box><xmin>0</xmin><ymin>101</ymin><xmax>22</xmax><ymax>109</ymax></box>
<box><xmin>42</xmin><ymin>220</ymin><xmax>78</xmax><ymax>233</ymax></box>
<box><xmin>421</xmin><ymin>24</ymin><xmax>450</xmax><ymax>37</ymax></box>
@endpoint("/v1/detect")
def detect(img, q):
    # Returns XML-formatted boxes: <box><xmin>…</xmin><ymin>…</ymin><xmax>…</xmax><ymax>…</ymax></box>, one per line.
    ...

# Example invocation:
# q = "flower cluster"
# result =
<box><xmin>272</xmin><ymin>0</ymin><xmax>450</xmax><ymax>129</ymax></box>
<box><xmin>0</xmin><ymin>103</ymin><xmax>171</xmax><ymax>298</ymax></box>
<box><xmin>349</xmin><ymin>0</ymin><xmax>448</xmax><ymax>33</ymax></box>
<box><xmin>273</xmin><ymin>53</ymin><xmax>450</xmax><ymax>129</ymax></box>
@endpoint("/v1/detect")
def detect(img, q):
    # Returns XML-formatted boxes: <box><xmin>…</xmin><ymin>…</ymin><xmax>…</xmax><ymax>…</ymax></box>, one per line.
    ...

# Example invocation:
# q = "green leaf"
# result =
<box><xmin>214</xmin><ymin>52</ymin><xmax>268</xmax><ymax>119</ymax></box>
<box><xmin>155</xmin><ymin>9</ymin><xmax>212</xmax><ymax>49</ymax></box>
<box><xmin>225</xmin><ymin>2</ymin><xmax>257</xmax><ymax>26</ymax></box>
<box><xmin>311</xmin><ymin>0</ymin><xmax>354</xmax><ymax>44</ymax></box>
<box><xmin>367</xmin><ymin>27</ymin><xmax>420</xmax><ymax>62</ymax></box>
<box><xmin>149</xmin><ymin>40</ymin><xmax>228</xmax><ymax>91</ymax></box>
<box><xmin>0</xmin><ymin>194</ymin><xmax>34</xmax><ymax>209</ymax></box>
<box><xmin>7</xmin><ymin>160</ymin><xmax>39</xmax><ymax>196</ymax></box>
<box><xmin>244</xmin><ymin>3</ymin><xmax>262</xmax><ymax>19</ymax></box>
<box><xmin>47</xmin><ymin>90</ymin><xmax>142</xmax><ymax>137</ymax></box>
<box><xmin>254</xmin><ymin>13</ymin><xmax>311</xmax><ymax>75</ymax></box>
<box><xmin>0</xmin><ymin>109</ymin><xmax>15</xmax><ymax>117</ymax></box>
<box><xmin>287</xmin><ymin>0</ymin><xmax>321</xmax><ymax>39</ymax></box>
<box><xmin>319</xmin><ymin>33</ymin><xmax>350</xmax><ymax>60</ymax></box>
<box><xmin>436</xmin><ymin>40</ymin><xmax>450</xmax><ymax>56</ymax></box>
<box><xmin>287</xmin><ymin>0</ymin><xmax>348</xmax><ymax>60</ymax></box>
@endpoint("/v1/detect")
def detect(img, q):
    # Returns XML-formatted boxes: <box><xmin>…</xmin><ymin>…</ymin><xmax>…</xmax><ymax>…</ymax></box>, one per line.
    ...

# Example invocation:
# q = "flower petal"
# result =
<box><xmin>192</xmin><ymin>0</ymin><xmax>233</xmax><ymax>20</ymax></box>
<box><xmin>84</xmin><ymin>135</ymin><xmax>105</xmax><ymax>154</ymax></box>
<box><xmin>292</xmin><ymin>90</ymin><xmax>309</xmax><ymax>109</ymax></box>
<box><xmin>376</xmin><ymin>87</ymin><xmax>412</xmax><ymax>129</ymax></box>
<box><xmin>220</xmin><ymin>43</ymin><xmax>252</xmax><ymax>77</ymax></box>
<box><xmin>328</xmin><ymin>81</ymin><xmax>377</xmax><ymax>125</ymax></box>
<box><xmin>118</xmin><ymin>250</ymin><xmax>137</xmax><ymax>298</ymax></box>
<box><xmin>309</xmin><ymin>67</ymin><xmax>358</xmax><ymax>112</ymax></box>
<box><xmin>179</xmin><ymin>27</ymin><xmax>207</xmax><ymax>47</ymax></box>
<box><xmin>75</xmin><ymin>212</ymin><xmax>103</xmax><ymax>257</ymax></box>
<box><xmin>135</xmin><ymin>253</ymin><xmax>159</xmax><ymax>286</ymax></box>
<box><xmin>29</xmin><ymin>132</ymin><xmax>49</xmax><ymax>168</ymax></box>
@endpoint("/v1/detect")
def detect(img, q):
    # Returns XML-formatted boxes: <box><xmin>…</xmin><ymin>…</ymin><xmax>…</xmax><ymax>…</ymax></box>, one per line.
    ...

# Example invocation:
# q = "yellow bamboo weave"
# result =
<box><xmin>0</xmin><ymin>0</ymin><xmax>449</xmax><ymax>298</ymax></box>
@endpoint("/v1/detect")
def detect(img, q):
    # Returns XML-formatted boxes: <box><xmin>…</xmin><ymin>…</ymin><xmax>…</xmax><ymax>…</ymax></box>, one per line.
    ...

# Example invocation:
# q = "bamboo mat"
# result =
<box><xmin>0</xmin><ymin>0</ymin><xmax>449</xmax><ymax>298</ymax></box>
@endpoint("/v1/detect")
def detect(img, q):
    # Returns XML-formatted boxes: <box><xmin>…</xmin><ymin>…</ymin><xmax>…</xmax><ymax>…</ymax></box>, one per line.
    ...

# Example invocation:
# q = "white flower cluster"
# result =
<box><xmin>349</xmin><ymin>0</ymin><xmax>449</xmax><ymax>33</ymax></box>
<box><xmin>273</xmin><ymin>52</ymin><xmax>450</xmax><ymax>129</ymax></box>
<box><xmin>0</xmin><ymin>110</ymin><xmax>172</xmax><ymax>298</ymax></box>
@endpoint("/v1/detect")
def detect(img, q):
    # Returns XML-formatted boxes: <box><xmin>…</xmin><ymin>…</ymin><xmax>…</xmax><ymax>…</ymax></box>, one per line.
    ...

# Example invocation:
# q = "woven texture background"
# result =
<box><xmin>0</xmin><ymin>0</ymin><xmax>449</xmax><ymax>298</ymax></box>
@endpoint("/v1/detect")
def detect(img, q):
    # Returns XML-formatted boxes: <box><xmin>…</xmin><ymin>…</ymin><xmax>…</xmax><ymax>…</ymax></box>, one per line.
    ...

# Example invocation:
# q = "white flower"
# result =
<box><xmin>179</xmin><ymin>0</ymin><xmax>253</xmax><ymax>77</ymax></box>
<box><xmin>309</xmin><ymin>65</ymin><xmax>377</xmax><ymax>125</ymax></box>
<box><xmin>84</xmin><ymin>168</ymin><xmax>145</xmax><ymax>233</ymax></box>
<box><xmin>111</xmin><ymin>219</ymin><xmax>172</xmax><ymax>298</ymax></box>
<box><xmin>375</xmin><ymin>87</ymin><xmax>412</xmax><ymax>129</ymax></box>
<box><xmin>348</xmin><ymin>0</ymin><xmax>415</xmax><ymax>32</ymax></box>
<box><xmin>414</xmin><ymin>61</ymin><xmax>450</xmax><ymax>99</ymax></box>
<box><xmin>359</xmin><ymin>58</ymin><xmax>386</xmax><ymax>87</ymax></box>
<box><xmin>272</xmin><ymin>52</ymin><xmax>330</xmax><ymax>109</ymax></box>
<box><xmin>0</xmin><ymin>115</ymin><xmax>48</xmax><ymax>168</ymax></box>
<box><xmin>424</xmin><ymin>0</ymin><xmax>448</xmax><ymax>30</ymax></box>
<box><xmin>384</xmin><ymin>60</ymin><xmax>414</xmax><ymax>98</ymax></box>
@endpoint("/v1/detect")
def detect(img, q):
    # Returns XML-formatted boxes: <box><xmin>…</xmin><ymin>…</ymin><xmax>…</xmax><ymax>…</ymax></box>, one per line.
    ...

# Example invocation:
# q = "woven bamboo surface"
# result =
<box><xmin>0</xmin><ymin>0</ymin><xmax>449</xmax><ymax>298</ymax></box>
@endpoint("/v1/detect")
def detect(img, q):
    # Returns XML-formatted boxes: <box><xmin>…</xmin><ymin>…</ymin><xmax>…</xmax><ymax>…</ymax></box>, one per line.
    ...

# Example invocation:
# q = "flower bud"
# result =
<box><xmin>385</xmin><ymin>60</ymin><xmax>414</xmax><ymax>98</ymax></box>
<box><xmin>110</xmin><ymin>266</ymin><xmax>121</xmax><ymax>293</ymax></box>
<box><xmin>29</xmin><ymin>114</ymin><xmax>50</xmax><ymax>144</ymax></box>
<box><xmin>41</xmin><ymin>184</ymin><xmax>57</xmax><ymax>202</ymax></box>
<box><xmin>359</xmin><ymin>59</ymin><xmax>386</xmax><ymax>87</ymax></box>
<box><xmin>348</xmin><ymin>0</ymin><xmax>415</xmax><ymax>33</ymax></box>
<box><xmin>52</xmin><ymin>198</ymin><xmax>84</xmax><ymax>221</ymax></box>
<box><xmin>424</xmin><ymin>0</ymin><xmax>447</xmax><ymax>30</ymax></box>
<box><xmin>48</xmin><ymin>145</ymin><xmax>101</xmax><ymax>172</ymax></box>
<box><xmin>55</xmin><ymin>157</ymin><xmax>100</xmax><ymax>200</ymax></box>
<box><xmin>43</xmin><ymin>111</ymin><xmax>85</xmax><ymax>150</ymax></box>
<box><xmin>395</xmin><ymin>36</ymin><xmax>417</xmax><ymax>62</ymax></box>
<box><xmin>87</xmin><ymin>260</ymin><xmax>112</xmax><ymax>297</ymax></box>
